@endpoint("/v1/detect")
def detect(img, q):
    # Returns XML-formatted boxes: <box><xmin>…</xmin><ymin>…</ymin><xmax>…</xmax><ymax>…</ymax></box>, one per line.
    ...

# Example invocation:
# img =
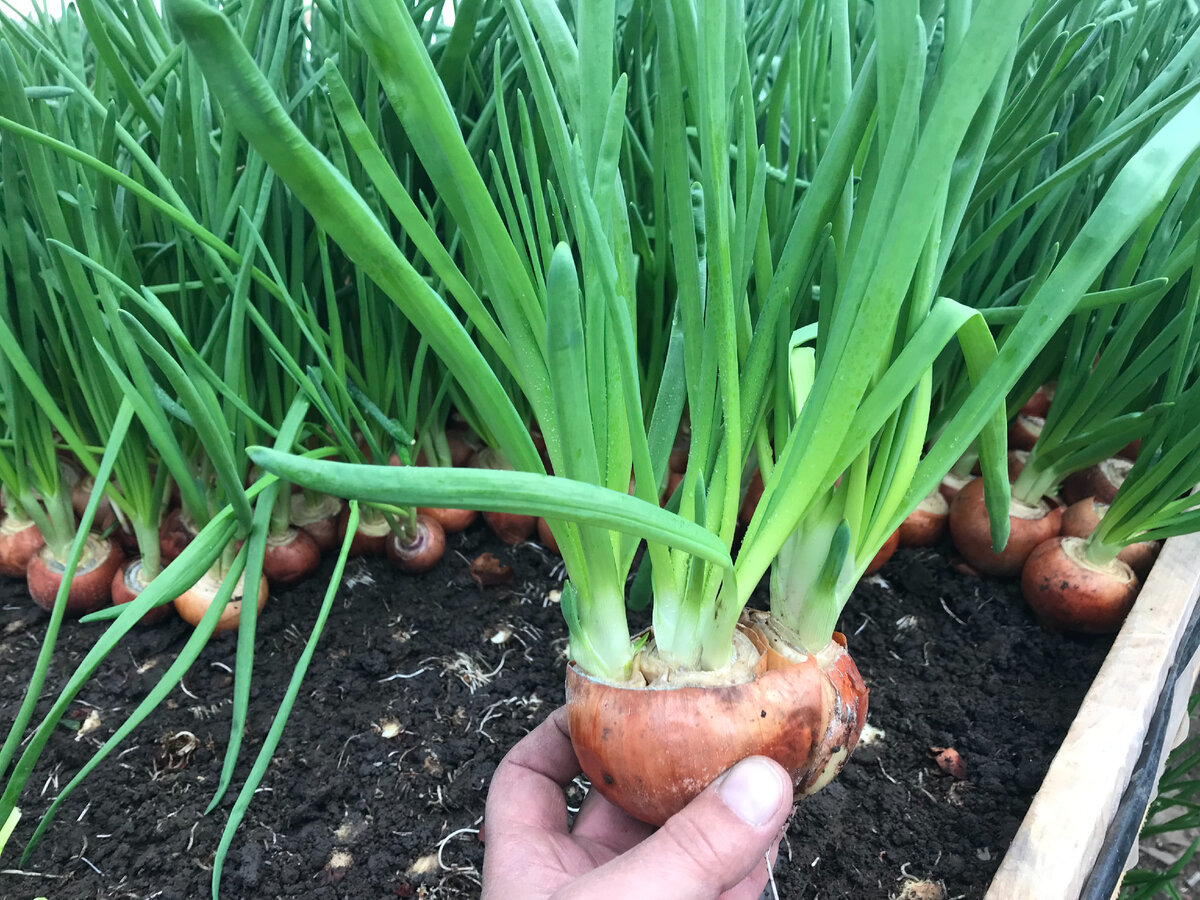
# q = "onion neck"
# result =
<box><xmin>133</xmin><ymin>518</ymin><xmax>163</xmax><ymax>579</ymax></box>
<box><xmin>1083</xmin><ymin>531</ymin><xmax>1122</xmax><ymax>568</ymax></box>
<box><xmin>1010</xmin><ymin>454</ymin><xmax>1058</xmax><ymax>506</ymax></box>
<box><xmin>767</xmin><ymin>500</ymin><xmax>855</xmax><ymax>653</ymax></box>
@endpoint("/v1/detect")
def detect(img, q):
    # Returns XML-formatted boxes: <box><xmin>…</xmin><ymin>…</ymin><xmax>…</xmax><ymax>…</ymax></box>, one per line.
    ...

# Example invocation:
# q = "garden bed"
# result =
<box><xmin>0</xmin><ymin>525</ymin><xmax>1113</xmax><ymax>899</ymax></box>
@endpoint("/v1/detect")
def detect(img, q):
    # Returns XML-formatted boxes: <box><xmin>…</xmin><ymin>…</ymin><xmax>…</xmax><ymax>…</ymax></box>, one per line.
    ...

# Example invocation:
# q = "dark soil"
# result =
<box><xmin>0</xmin><ymin>526</ymin><xmax>1111</xmax><ymax>900</ymax></box>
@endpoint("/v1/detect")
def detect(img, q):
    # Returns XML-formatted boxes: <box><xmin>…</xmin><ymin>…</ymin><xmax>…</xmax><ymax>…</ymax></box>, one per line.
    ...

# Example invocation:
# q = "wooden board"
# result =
<box><xmin>985</xmin><ymin>530</ymin><xmax>1200</xmax><ymax>900</ymax></box>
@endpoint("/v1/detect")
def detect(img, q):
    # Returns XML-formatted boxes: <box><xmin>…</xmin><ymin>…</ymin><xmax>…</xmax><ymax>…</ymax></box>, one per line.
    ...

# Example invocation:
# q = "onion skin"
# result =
<box><xmin>668</xmin><ymin>436</ymin><xmax>689</xmax><ymax>475</ymax></box>
<box><xmin>289</xmin><ymin>493</ymin><xmax>344</xmax><ymax>552</ymax></box>
<box><xmin>262</xmin><ymin>528</ymin><xmax>322</xmax><ymax>587</ymax></box>
<box><xmin>1061</xmin><ymin>457</ymin><xmax>1131</xmax><ymax>506</ymax></box>
<box><xmin>664</xmin><ymin>470</ymin><xmax>684</xmax><ymax>503</ymax></box>
<box><xmin>864</xmin><ymin>530</ymin><xmax>900</xmax><ymax>575</ymax></box>
<box><xmin>1021</xmin><ymin>536</ymin><xmax>1138</xmax><ymax>633</ymax></box>
<box><xmin>566</xmin><ymin>622</ymin><xmax>867</xmax><ymax>827</ymax></box>
<box><xmin>470</xmin><ymin>447</ymin><xmax>537</xmax><ymax>543</ymax></box>
<box><xmin>111</xmin><ymin>558</ymin><xmax>172</xmax><ymax>625</ymax></box>
<box><xmin>1007</xmin><ymin>414</ymin><xmax>1044</xmax><ymax>452</ymax></box>
<box><xmin>70</xmin><ymin>476</ymin><xmax>117</xmax><ymax>530</ymax></box>
<box><xmin>738</xmin><ymin>469</ymin><xmax>764</xmax><ymax>526</ymax></box>
<box><xmin>1059</xmin><ymin>498</ymin><xmax>1161</xmax><ymax>581</ymax></box>
<box><xmin>483</xmin><ymin>510</ymin><xmax>536</xmax><ymax>545</ymax></box>
<box><xmin>536</xmin><ymin>517</ymin><xmax>561</xmax><ymax>556</ymax></box>
<box><xmin>0</xmin><ymin>516</ymin><xmax>45</xmax><ymax>577</ymax></box>
<box><xmin>1118</xmin><ymin>438</ymin><xmax>1141</xmax><ymax>462</ymax></box>
<box><xmin>337</xmin><ymin>506</ymin><xmax>391</xmax><ymax>556</ymax></box>
<box><xmin>1020</xmin><ymin>384</ymin><xmax>1054</xmax><ymax>418</ymax></box>
<box><xmin>949</xmin><ymin>477</ymin><xmax>1060</xmax><ymax>577</ymax></box>
<box><xmin>159</xmin><ymin>508</ymin><xmax>198</xmax><ymax>564</ymax></box>
<box><xmin>174</xmin><ymin>569</ymin><xmax>269</xmax><ymax>633</ymax></box>
<box><xmin>1007</xmin><ymin>449</ymin><xmax>1029</xmax><ymax>481</ymax></box>
<box><xmin>938</xmin><ymin>471</ymin><xmax>973</xmax><ymax>505</ymax></box>
<box><xmin>385</xmin><ymin>514</ymin><xmax>446</xmax><ymax>574</ymax></box>
<box><xmin>419</xmin><ymin>505</ymin><xmax>477</xmax><ymax>533</ymax></box>
<box><xmin>898</xmin><ymin>491</ymin><xmax>949</xmax><ymax>548</ymax></box>
<box><xmin>28</xmin><ymin>535</ymin><xmax>124</xmax><ymax>616</ymax></box>
<box><xmin>445</xmin><ymin>430</ymin><xmax>476</xmax><ymax>468</ymax></box>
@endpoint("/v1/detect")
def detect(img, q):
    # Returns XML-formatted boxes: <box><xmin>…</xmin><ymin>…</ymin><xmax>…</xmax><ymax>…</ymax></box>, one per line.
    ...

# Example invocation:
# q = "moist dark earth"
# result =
<box><xmin>0</xmin><ymin>526</ymin><xmax>1111</xmax><ymax>899</ymax></box>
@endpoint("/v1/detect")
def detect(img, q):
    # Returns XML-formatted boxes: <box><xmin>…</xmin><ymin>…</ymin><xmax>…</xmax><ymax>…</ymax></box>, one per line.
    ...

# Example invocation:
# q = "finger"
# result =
<box><xmin>485</xmin><ymin>707</ymin><xmax>580</xmax><ymax>836</ymax></box>
<box><xmin>557</xmin><ymin>756</ymin><xmax>793</xmax><ymax>900</ymax></box>
<box><xmin>720</xmin><ymin>832</ymin><xmax>784</xmax><ymax>900</ymax></box>
<box><xmin>571</xmin><ymin>786</ymin><xmax>655</xmax><ymax>855</ymax></box>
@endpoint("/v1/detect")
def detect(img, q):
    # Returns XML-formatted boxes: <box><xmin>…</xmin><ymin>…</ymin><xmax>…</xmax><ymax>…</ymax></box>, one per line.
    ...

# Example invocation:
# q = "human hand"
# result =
<box><xmin>481</xmin><ymin>706</ymin><xmax>792</xmax><ymax>900</ymax></box>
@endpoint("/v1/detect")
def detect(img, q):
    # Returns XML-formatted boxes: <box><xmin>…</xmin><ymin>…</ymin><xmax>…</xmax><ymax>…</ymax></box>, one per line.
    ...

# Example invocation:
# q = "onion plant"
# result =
<box><xmin>167</xmin><ymin>0</ymin><xmax>1200</xmax><ymax>667</ymax></box>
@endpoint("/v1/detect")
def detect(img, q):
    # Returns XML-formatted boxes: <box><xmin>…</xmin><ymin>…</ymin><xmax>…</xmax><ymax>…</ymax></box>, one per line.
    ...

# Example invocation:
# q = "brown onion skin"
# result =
<box><xmin>1059</xmin><ymin>498</ymin><xmax>1161</xmax><ymax>581</ymax></box>
<box><xmin>1007</xmin><ymin>450</ymin><xmax>1029</xmax><ymax>481</ymax></box>
<box><xmin>1061</xmin><ymin>458</ymin><xmax>1130</xmax><ymax>506</ymax></box>
<box><xmin>419</xmin><ymin>505</ymin><xmax>477</xmax><ymax>533</ymax></box>
<box><xmin>949</xmin><ymin>477</ymin><xmax>1060</xmax><ymax>577</ymax></box>
<box><xmin>864</xmin><ymin>530</ymin><xmax>900</xmax><ymax>575</ymax></box>
<box><xmin>336</xmin><ymin>506</ymin><xmax>389</xmax><ymax>556</ymax></box>
<box><xmin>445</xmin><ymin>431</ymin><xmax>476</xmax><ymax>468</ymax></box>
<box><xmin>483</xmin><ymin>510</ymin><xmax>536</xmax><ymax>545</ymax></box>
<box><xmin>898</xmin><ymin>496</ymin><xmax>948</xmax><ymax>548</ymax></box>
<box><xmin>0</xmin><ymin>517</ymin><xmax>45</xmax><ymax>577</ymax></box>
<box><xmin>664</xmin><ymin>470</ymin><xmax>684</xmax><ymax>503</ymax></box>
<box><xmin>111</xmin><ymin>558</ymin><xmax>171</xmax><ymax>625</ymax></box>
<box><xmin>28</xmin><ymin>537</ymin><xmax>124</xmax><ymax>615</ymax></box>
<box><xmin>1020</xmin><ymin>384</ymin><xmax>1054</xmax><ymax>419</ymax></box>
<box><xmin>70</xmin><ymin>477</ymin><xmax>116</xmax><ymax>530</ymax></box>
<box><xmin>668</xmin><ymin>435</ymin><xmax>689</xmax><ymax>475</ymax></box>
<box><xmin>385</xmin><ymin>515</ymin><xmax>445</xmax><ymax>574</ymax></box>
<box><xmin>537</xmin><ymin>517</ymin><xmax>561</xmax><ymax>556</ymax></box>
<box><xmin>1118</xmin><ymin>438</ymin><xmax>1141</xmax><ymax>462</ymax></box>
<box><xmin>1021</xmin><ymin>537</ymin><xmax>1138</xmax><ymax>633</ymax></box>
<box><xmin>263</xmin><ymin>528</ymin><xmax>321</xmax><ymax>587</ymax></box>
<box><xmin>1007</xmin><ymin>414</ymin><xmax>1044</xmax><ymax>452</ymax></box>
<box><xmin>738</xmin><ymin>469</ymin><xmax>764</xmax><ymax>526</ymax></box>
<box><xmin>299</xmin><ymin>515</ymin><xmax>340</xmax><ymax>552</ymax></box>
<box><xmin>159</xmin><ymin>508</ymin><xmax>198</xmax><ymax>564</ymax></box>
<box><xmin>566</xmin><ymin>624</ymin><xmax>867</xmax><ymax>827</ymax></box>
<box><xmin>938</xmin><ymin>471</ymin><xmax>973</xmax><ymax>505</ymax></box>
<box><xmin>174</xmin><ymin>571</ymin><xmax>269</xmax><ymax>633</ymax></box>
<box><xmin>290</xmin><ymin>494</ymin><xmax>344</xmax><ymax>552</ymax></box>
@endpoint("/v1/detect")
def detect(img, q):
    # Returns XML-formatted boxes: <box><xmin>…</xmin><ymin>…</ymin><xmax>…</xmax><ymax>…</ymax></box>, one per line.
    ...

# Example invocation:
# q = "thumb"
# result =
<box><xmin>560</xmin><ymin>756</ymin><xmax>792</xmax><ymax>900</ymax></box>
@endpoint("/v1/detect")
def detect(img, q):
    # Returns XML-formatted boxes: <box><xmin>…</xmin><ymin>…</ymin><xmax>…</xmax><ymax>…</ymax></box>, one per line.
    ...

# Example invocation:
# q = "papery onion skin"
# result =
<box><xmin>1020</xmin><ymin>383</ymin><xmax>1054</xmax><ymax>419</ymax></box>
<box><xmin>949</xmin><ymin>477</ymin><xmax>1060</xmax><ymax>577</ymax></box>
<box><xmin>28</xmin><ymin>535</ymin><xmax>124</xmax><ymax>616</ymax></box>
<box><xmin>898</xmin><ymin>492</ymin><xmax>949</xmax><ymax>548</ymax></box>
<box><xmin>290</xmin><ymin>493</ymin><xmax>344</xmax><ymax>551</ymax></box>
<box><xmin>938</xmin><ymin>471</ymin><xmax>973</xmax><ymax>505</ymax></box>
<box><xmin>385</xmin><ymin>514</ymin><xmax>445</xmax><ymax>574</ymax></box>
<box><xmin>1061</xmin><ymin>457</ymin><xmax>1132</xmax><ymax>506</ymax></box>
<box><xmin>71</xmin><ymin>476</ymin><xmax>117</xmax><ymax>530</ymax></box>
<box><xmin>419</xmin><ymin>505</ymin><xmax>477</xmax><ymax>533</ymax></box>
<box><xmin>864</xmin><ymin>530</ymin><xmax>900</xmax><ymax>575</ymax></box>
<box><xmin>738</xmin><ymin>469</ymin><xmax>764</xmax><ymax>526</ymax></box>
<box><xmin>1021</xmin><ymin>536</ymin><xmax>1138</xmax><ymax>633</ymax></box>
<box><xmin>566</xmin><ymin>621</ymin><xmax>867</xmax><ymax>827</ymax></box>
<box><xmin>1007</xmin><ymin>414</ymin><xmax>1044</xmax><ymax>452</ymax></box>
<box><xmin>174</xmin><ymin>569</ymin><xmax>269</xmax><ymax>633</ymax></box>
<box><xmin>337</xmin><ymin>506</ymin><xmax>390</xmax><ymax>556</ymax></box>
<box><xmin>159</xmin><ymin>508</ymin><xmax>198</xmax><ymax>564</ymax></box>
<box><xmin>483</xmin><ymin>510</ymin><xmax>536</xmax><ymax>545</ymax></box>
<box><xmin>111</xmin><ymin>557</ymin><xmax>172</xmax><ymax>624</ymax></box>
<box><xmin>0</xmin><ymin>516</ymin><xmax>45</xmax><ymax>577</ymax></box>
<box><xmin>262</xmin><ymin>528</ymin><xmax>321</xmax><ymax>586</ymax></box>
<box><xmin>1059</xmin><ymin>498</ymin><xmax>1161</xmax><ymax>581</ymax></box>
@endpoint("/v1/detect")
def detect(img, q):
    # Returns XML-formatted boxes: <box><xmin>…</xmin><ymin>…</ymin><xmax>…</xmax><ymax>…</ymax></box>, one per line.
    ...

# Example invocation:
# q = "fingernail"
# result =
<box><xmin>719</xmin><ymin>757</ymin><xmax>786</xmax><ymax>826</ymax></box>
